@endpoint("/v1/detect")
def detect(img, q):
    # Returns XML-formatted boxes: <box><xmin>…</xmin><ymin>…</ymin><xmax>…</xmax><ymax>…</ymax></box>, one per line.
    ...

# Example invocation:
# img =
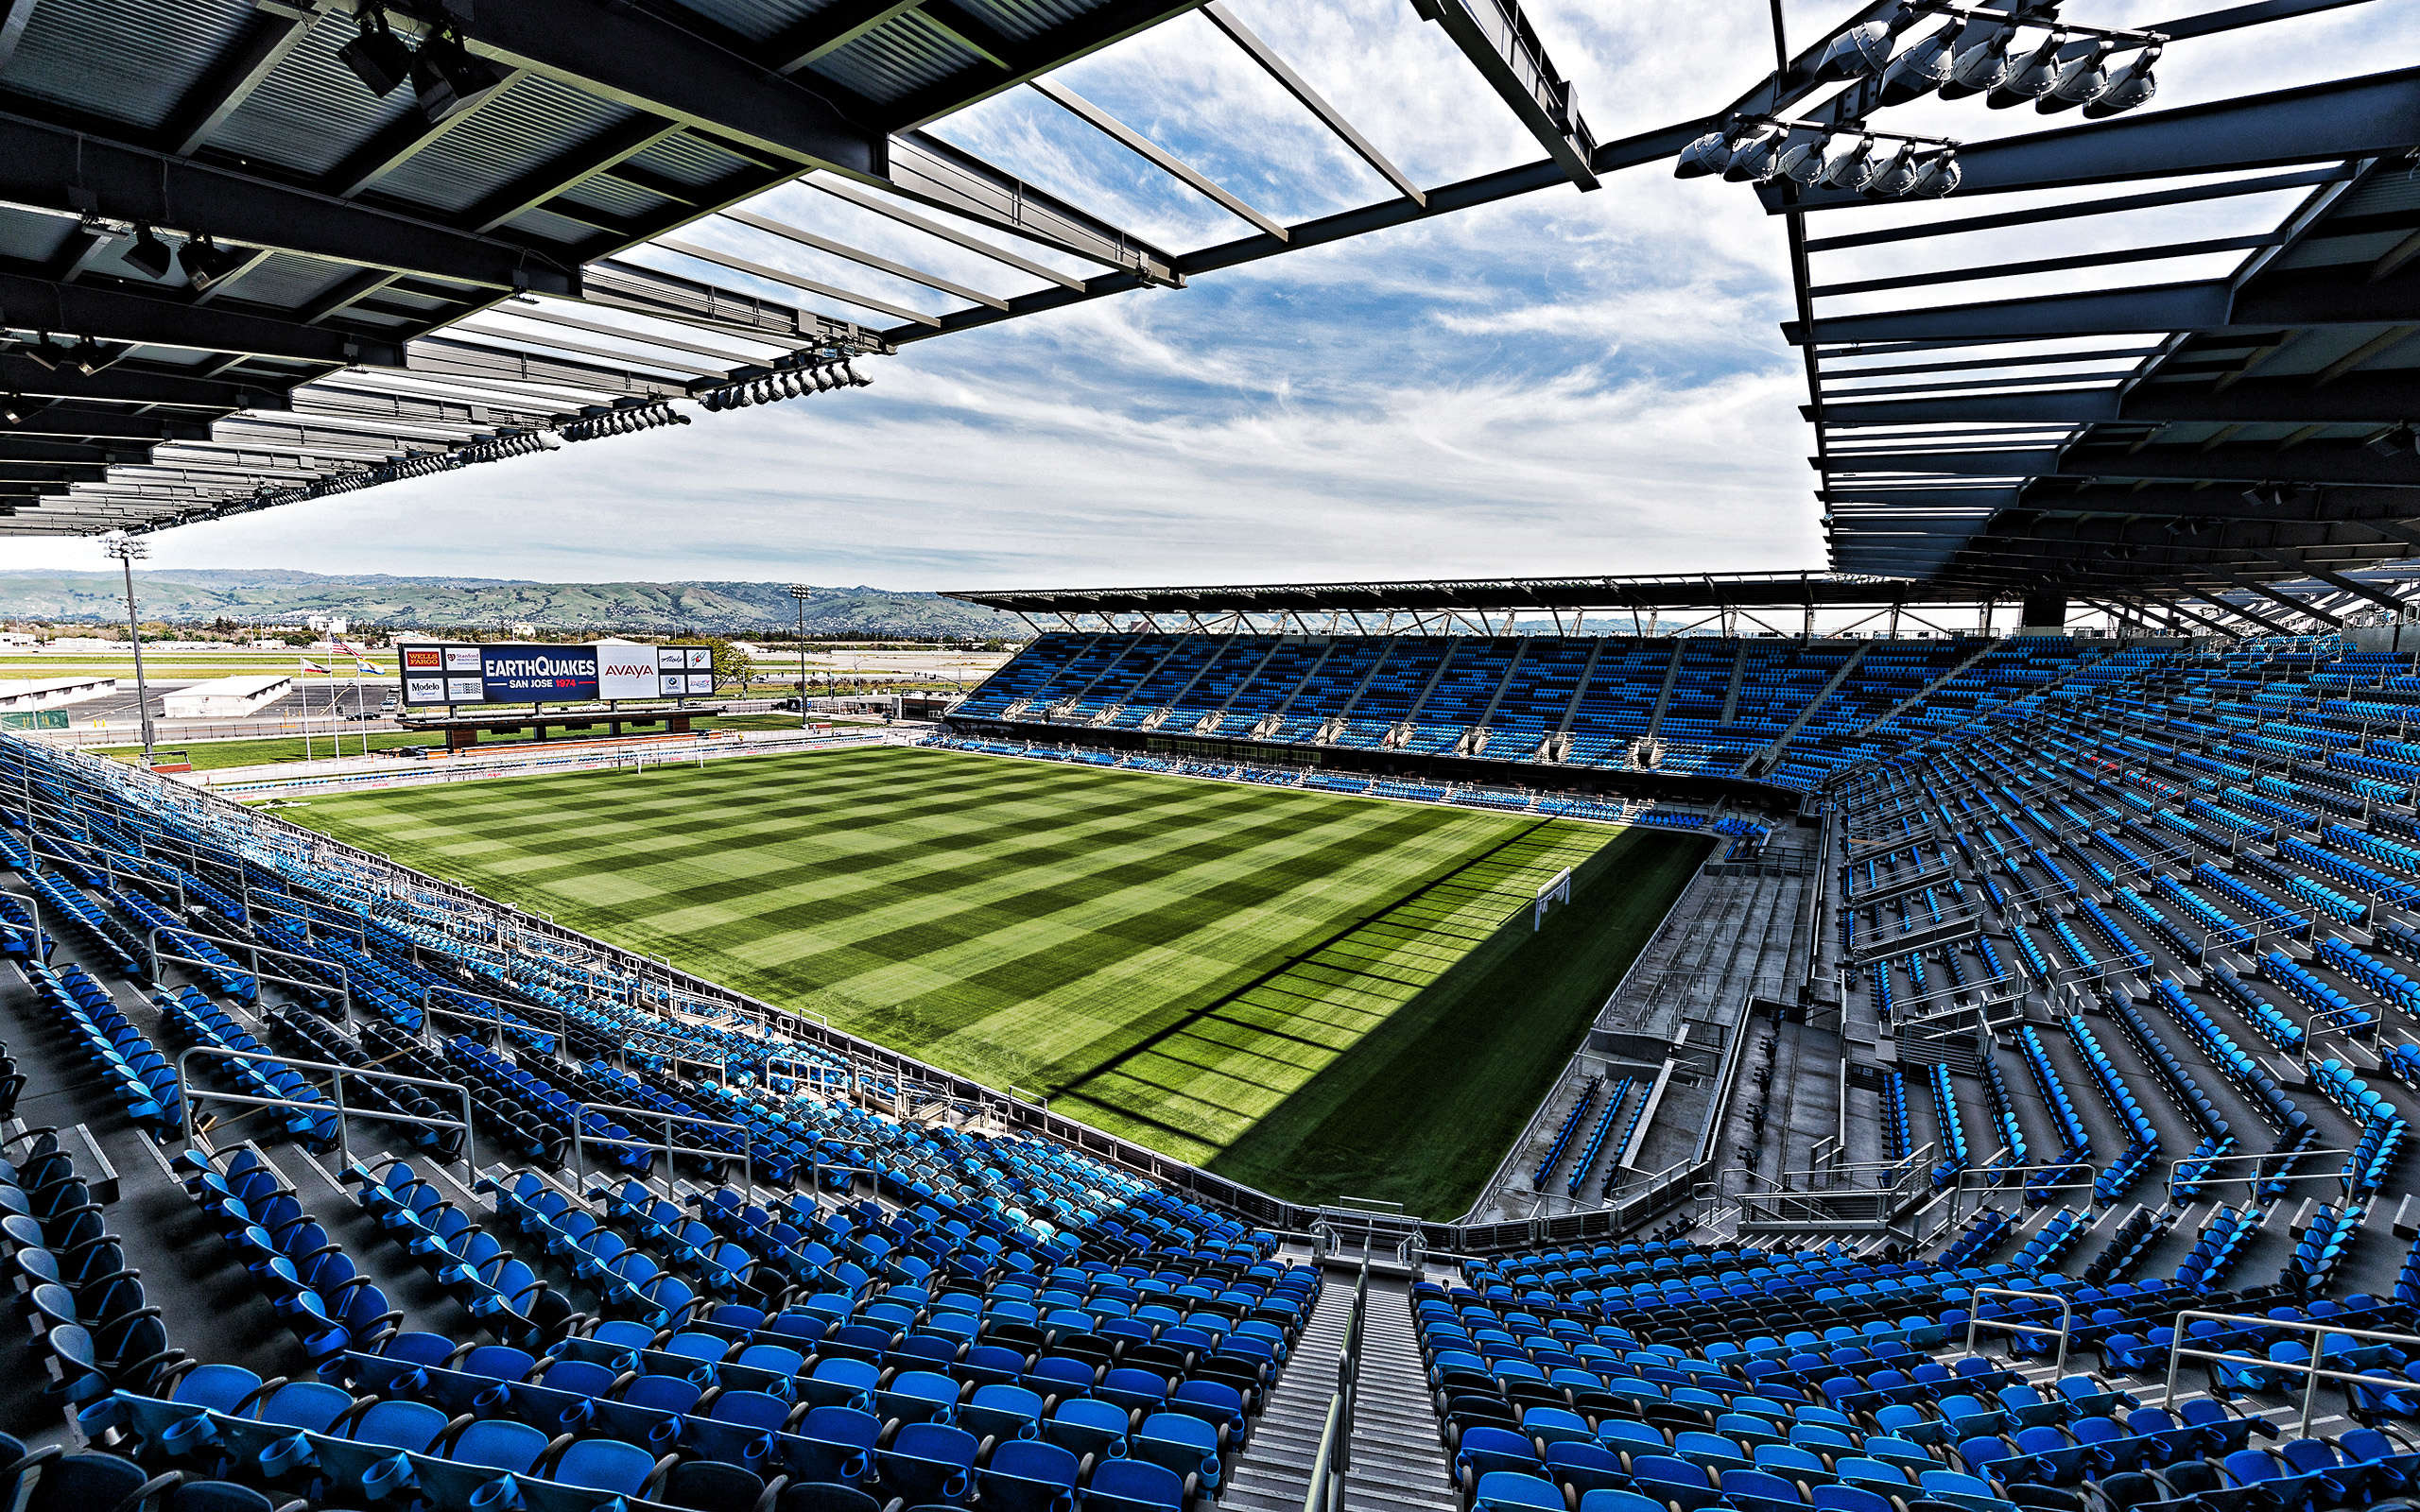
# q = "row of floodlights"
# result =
<box><xmin>561</xmin><ymin>403</ymin><xmax>690</xmax><ymax>441</ymax></box>
<box><xmin>1816</xmin><ymin>4</ymin><xmax>2163</xmax><ymax>117</ymax></box>
<box><xmin>699</xmin><ymin>358</ymin><xmax>871</xmax><ymax>411</ymax></box>
<box><xmin>337</xmin><ymin>3</ymin><xmax>506</xmax><ymax>120</ymax></box>
<box><xmin>1679</xmin><ymin>118</ymin><xmax>1960</xmax><ymax>197</ymax></box>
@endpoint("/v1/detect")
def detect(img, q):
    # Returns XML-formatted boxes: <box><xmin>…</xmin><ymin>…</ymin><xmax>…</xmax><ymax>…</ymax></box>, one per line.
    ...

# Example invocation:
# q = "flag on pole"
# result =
<box><xmin>298</xmin><ymin>658</ymin><xmax>332</xmax><ymax>675</ymax></box>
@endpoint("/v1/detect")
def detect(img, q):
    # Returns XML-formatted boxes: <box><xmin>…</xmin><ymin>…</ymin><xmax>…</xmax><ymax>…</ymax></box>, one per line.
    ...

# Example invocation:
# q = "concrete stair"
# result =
<box><xmin>1223</xmin><ymin>1270</ymin><xmax>1454</xmax><ymax>1512</ymax></box>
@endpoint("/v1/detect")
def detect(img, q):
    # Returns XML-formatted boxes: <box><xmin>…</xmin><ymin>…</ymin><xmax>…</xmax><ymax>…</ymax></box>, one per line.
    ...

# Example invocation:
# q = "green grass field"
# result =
<box><xmin>279</xmin><ymin>746</ymin><xmax>1705</xmax><ymax>1212</ymax></box>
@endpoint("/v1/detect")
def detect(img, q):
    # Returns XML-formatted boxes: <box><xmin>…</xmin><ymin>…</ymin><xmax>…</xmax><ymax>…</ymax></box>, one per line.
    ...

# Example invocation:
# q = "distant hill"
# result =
<box><xmin>0</xmin><ymin>570</ymin><xmax>1011</xmax><ymax>638</ymax></box>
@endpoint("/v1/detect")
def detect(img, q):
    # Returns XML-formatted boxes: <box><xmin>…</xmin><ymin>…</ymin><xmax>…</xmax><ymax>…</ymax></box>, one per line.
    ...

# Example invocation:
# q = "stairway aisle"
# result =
<box><xmin>1223</xmin><ymin>1270</ymin><xmax>1455</xmax><ymax>1512</ymax></box>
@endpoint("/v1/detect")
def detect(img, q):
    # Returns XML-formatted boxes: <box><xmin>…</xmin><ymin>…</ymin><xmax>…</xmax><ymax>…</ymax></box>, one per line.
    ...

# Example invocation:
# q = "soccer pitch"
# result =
<box><xmin>280</xmin><ymin>745</ymin><xmax>1707</xmax><ymax>1212</ymax></box>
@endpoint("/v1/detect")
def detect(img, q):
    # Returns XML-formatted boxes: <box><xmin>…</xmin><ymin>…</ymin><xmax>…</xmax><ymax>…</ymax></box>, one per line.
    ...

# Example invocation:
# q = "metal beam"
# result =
<box><xmin>401</xmin><ymin>336</ymin><xmax>687</xmax><ymax>399</ymax></box>
<box><xmin>0</xmin><ymin>114</ymin><xmax>577</xmax><ymax>296</ymax></box>
<box><xmin>765</xmin><ymin>0</ymin><xmax>921</xmax><ymax>73</ymax></box>
<box><xmin>1822</xmin><ymin>446</ymin><xmax>2420</xmax><ymax>489</ymax></box>
<box><xmin>877</xmin><ymin>0</ymin><xmax>1217</xmax><ymax>132</ymax></box>
<box><xmin>164</xmin><ymin>7</ymin><xmax>325</xmax><ymax>156</ymax></box>
<box><xmin>803</xmin><ymin>179</ymin><xmax>1083</xmax><ymax>291</ymax></box>
<box><xmin>884</xmin><ymin>132</ymin><xmax>1180</xmax><ymax>285</ymax></box>
<box><xmin>581</xmin><ymin>259</ymin><xmax>883</xmax><ymax>349</ymax></box>
<box><xmin>320</xmin><ymin>69</ymin><xmax>532</xmax><ymax>199</ymax></box>
<box><xmin>0</xmin><ymin>354</ymin><xmax>287</xmax><ymax>410</ymax></box>
<box><xmin>1811</xmin><ymin>371</ymin><xmax>2420</xmax><ymax>427</ymax></box>
<box><xmin>1405</xmin><ymin>0</ymin><xmax>1593</xmax><ymax>188</ymax></box>
<box><xmin>419</xmin><ymin>0</ymin><xmax>885</xmax><ymax>176</ymax></box>
<box><xmin>2252</xmin><ymin>547</ymin><xmax>2411</xmax><ymax>611</ymax></box>
<box><xmin>1799</xmin><ymin>167</ymin><xmax>2356</xmax><ymax>254</ymax></box>
<box><xmin>1201</xmin><ymin>1</ymin><xmax>1426</xmax><ymax>205</ymax></box>
<box><xmin>1775</xmin><ymin>65</ymin><xmax>2420</xmax><ymax>213</ymax></box>
<box><xmin>462</xmin><ymin>117</ymin><xmax>684</xmax><ymax>233</ymax></box>
<box><xmin>720</xmin><ymin>208</ymin><xmax>1009</xmax><ymax>309</ymax></box>
<box><xmin>652</xmin><ymin>237</ymin><xmax>942</xmax><ymax>327</ymax></box>
<box><xmin>0</xmin><ymin>269</ymin><xmax>402</xmax><ymax>367</ymax></box>
<box><xmin>2221</xmin><ymin>571</ymin><xmax>2345</xmax><ymax>627</ymax></box>
<box><xmin>1028</xmin><ymin>78</ymin><xmax>1286</xmax><ymax>239</ymax></box>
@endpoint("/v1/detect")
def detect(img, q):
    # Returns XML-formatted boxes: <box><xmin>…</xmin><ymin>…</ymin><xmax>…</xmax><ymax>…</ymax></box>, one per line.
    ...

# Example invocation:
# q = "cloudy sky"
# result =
<box><xmin>10</xmin><ymin>0</ymin><xmax>2402</xmax><ymax>592</ymax></box>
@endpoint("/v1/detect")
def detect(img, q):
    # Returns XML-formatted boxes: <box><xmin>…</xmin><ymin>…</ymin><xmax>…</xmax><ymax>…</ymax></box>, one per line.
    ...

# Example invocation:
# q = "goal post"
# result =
<box><xmin>1534</xmin><ymin>866</ymin><xmax>1574</xmax><ymax>931</ymax></box>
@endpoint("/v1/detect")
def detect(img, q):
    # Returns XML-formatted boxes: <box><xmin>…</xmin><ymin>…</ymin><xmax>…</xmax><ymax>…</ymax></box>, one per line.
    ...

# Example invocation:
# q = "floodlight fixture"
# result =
<box><xmin>1772</xmin><ymin>128</ymin><xmax>1831</xmax><ymax>185</ymax></box>
<box><xmin>1721</xmin><ymin>126</ymin><xmax>1780</xmax><ymax>182</ymax></box>
<box><xmin>69</xmin><ymin>337</ymin><xmax>105</xmax><ymax>375</ymax></box>
<box><xmin>2365</xmin><ymin>426</ymin><xmax>2414</xmax><ymax>458</ymax></box>
<box><xmin>1814</xmin><ymin>4</ymin><xmax>1913</xmax><ymax>80</ymax></box>
<box><xmin>2084</xmin><ymin>45</ymin><xmax>2160</xmax><ymax>117</ymax></box>
<box><xmin>1940</xmin><ymin>25</ymin><xmax>2014</xmax><ymax>98</ymax></box>
<box><xmin>338</xmin><ymin>5</ymin><xmax>414</xmax><ymax>96</ymax></box>
<box><xmin>2039</xmin><ymin>39</ymin><xmax>2116</xmax><ymax>112</ymax></box>
<box><xmin>1673</xmin><ymin>130</ymin><xmax>1735</xmax><ymax>179</ymax></box>
<box><xmin>1877</xmin><ymin>25</ymin><xmax>1958</xmax><ymax>105</ymax></box>
<box><xmin>22</xmin><ymin>333</ymin><xmax>61</xmax><ymax>370</ymax></box>
<box><xmin>0</xmin><ymin>392</ymin><xmax>21</xmax><ymax>426</ymax></box>
<box><xmin>1816</xmin><ymin>136</ymin><xmax>1877</xmax><ymax>191</ymax></box>
<box><xmin>1987</xmin><ymin>31</ymin><xmax>2066</xmax><ymax>109</ymax></box>
<box><xmin>1906</xmin><ymin>150</ymin><xmax>1962</xmax><ymax>198</ymax></box>
<box><xmin>412</xmin><ymin>25</ymin><xmax>505</xmax><ymax>119</ymax></box>
<box><xmin>179</xmin><ymin>232</ymin><xmax>246</xmax><ymax>291</ymax></box>
<box><xmin>124</xmin><ymin>223</ymin><xmax>173</xmax><ymax>280</ymax></box>
<box><xmin>1860</xmin><ymin>143</ymin><xmax>1920</xmax><ymax>197</ymax></box>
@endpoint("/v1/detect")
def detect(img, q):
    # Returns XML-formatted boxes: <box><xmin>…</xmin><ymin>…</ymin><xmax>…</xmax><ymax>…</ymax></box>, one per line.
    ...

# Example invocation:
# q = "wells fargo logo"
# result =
<box><xmin>403</xmin><ymin>648</ymin><xmax>441</xmax><ymax>669</ymax></box>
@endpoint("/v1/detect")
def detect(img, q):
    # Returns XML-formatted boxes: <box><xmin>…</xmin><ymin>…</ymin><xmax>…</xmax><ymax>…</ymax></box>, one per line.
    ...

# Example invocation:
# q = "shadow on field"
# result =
<box><xmin>1204</xmin><ymin>829</ymin><xmax>1712</xmax><ymax>1217</ymax></box>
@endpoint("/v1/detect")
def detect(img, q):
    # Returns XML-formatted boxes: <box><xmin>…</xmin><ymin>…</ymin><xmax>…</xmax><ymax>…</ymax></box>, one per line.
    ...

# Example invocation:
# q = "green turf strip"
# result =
<box><xmin>281</xmin><ymin>745</ymin><xmax>1703</xmax><ymax>1212</ymax></box>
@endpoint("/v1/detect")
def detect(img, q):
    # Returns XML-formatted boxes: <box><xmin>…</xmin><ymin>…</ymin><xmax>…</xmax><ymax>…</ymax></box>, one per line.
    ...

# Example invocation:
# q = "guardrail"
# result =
<box><xmin>1301</xmin><ymin>1262</ymin><xmax>1369</xmax><ymax>1512</ymax></box>
<box><xmin>420</xmin><ymin>981</ymin><xmax>572</xmax><ymax>1055</ymax></box>
<box><xmin>1963</xmin><ymin>1285</ymin><xmax>2075</xmax><ymax>1374</ymax></box>
<box><xmin>174</xmin><ymin>1042</ymin><xmax>475</xmax><ymax>1176</ymax></box>
<box><xmin>143</xmin><ymin>922</ymin><xmax>349</xmax><ymax>1014</ymax></box>
<box><xmin>568</xmin><ymin>1100</ymin><xmax>753</xmax><ymax>1194</ymax></box>
<box><xmin>2163</xmin><ymin>1310</ymin><xmax>2420</xmax><ymax>1438</ymax></box>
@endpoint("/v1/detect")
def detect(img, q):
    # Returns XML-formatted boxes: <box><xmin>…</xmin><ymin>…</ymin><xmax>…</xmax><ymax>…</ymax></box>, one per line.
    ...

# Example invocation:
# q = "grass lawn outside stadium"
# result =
<box><xmin>278</xmin><ymin>744</ymin><xmax>1707</xmax><ymax>1213</ymax></box>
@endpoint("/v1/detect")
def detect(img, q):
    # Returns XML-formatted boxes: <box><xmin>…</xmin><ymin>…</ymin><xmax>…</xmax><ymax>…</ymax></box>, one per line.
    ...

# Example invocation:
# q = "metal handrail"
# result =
<box><xmin>1963</xmin><ymin>1285</ymin><xmax>2076</xmax><ymax>1375</ymax></box>
<box><xmin>1302</xmin><ymin>1262</ymin><xmax>1370</xmax><ymax>1512</ymax></box>
<box><xmin>2169</xmin><ymin>1147</ymin><xmax>2356</xmax><ymax>1206</ymax></box>
<box><xmin>174</xmin><ymin>1042</ymin><xmax>475</xmax><ymax>1176</ymax></box>
<box><xmin>142</xmin><ymin>922</ymin><xmax>350</xmax><ymax>1015</ymax></box>
<box><xmin>2163</xmin><ymin>1309</ymin><xmax>2420</xmax><ymax>1438</ymax></box>
<box><xmin>569</xmin><ymin>1098</ymin><xmax>753</xmax><ymax>1194</ymax></box>
<box><xmin>420</xmin><ymin>981</ymin><xmax>573</xmax><ymax>1054</ymax></box>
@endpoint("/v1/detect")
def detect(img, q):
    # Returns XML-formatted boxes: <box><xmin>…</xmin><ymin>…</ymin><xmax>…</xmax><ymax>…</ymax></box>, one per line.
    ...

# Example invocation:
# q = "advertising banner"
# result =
<box><xmin>398</xmin><ymin>642</ymin><xmax>713</xmax><ymax>706</ymax></box>
<box><xmin>478</xmin><ymin>645</ymin><xmax>599</xmax><ymax>702</ymax></box>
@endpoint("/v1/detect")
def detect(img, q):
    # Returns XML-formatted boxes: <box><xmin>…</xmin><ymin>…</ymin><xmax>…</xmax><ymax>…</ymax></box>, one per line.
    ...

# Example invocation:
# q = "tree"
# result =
<box><xmin>708</xmin><ymin>637</ymin><xmax>755</xmax><ymax>695</ymax></box>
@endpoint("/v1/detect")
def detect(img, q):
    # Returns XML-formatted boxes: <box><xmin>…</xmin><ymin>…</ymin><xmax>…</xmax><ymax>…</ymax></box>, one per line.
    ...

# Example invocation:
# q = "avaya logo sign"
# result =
<box><xmin>603</xmin><ymin>662</ymin><xmax>654</xmax><ymax>678</ymax></box>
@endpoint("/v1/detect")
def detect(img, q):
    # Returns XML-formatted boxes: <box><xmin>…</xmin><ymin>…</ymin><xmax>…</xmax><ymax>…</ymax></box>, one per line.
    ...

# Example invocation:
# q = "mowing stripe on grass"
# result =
<box><xmin>280</xmin><ymin>744</ymin><xmax>1699</xmax><ymax>1210</ymax></box>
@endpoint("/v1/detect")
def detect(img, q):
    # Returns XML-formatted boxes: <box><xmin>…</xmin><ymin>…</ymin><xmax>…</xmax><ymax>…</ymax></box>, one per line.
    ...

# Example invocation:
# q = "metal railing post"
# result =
<box><xmin>174</xmin><ymin>1043</ymin><xmax>474</xmax><ymax>1177</ymax></box>
<box><xmin>2162</xmin><ymin>1310</ymin><xmax>2420</xmax><ymax>1438</ymax></box>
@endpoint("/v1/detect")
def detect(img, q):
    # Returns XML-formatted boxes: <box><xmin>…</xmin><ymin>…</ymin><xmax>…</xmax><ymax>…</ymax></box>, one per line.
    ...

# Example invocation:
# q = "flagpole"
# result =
<box><xmin>299</xmin><ymin>657</ymin><xmax>312</xmax><ymax>763</ymax></box>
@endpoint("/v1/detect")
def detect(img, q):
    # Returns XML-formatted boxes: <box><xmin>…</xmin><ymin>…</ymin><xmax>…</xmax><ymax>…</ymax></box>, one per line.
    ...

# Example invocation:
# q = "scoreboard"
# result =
<box><xmin>398</xmin><ymin>642</ymin><xmax>713</xmax><ymax>707</ymax></box>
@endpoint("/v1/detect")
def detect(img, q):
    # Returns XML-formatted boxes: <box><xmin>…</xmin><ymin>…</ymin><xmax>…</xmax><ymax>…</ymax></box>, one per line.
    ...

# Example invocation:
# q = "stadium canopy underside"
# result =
<box><xmin>949</xmin><ymin>571</ymin><xmax>2072</xmax><ymax>638</ymax></box>
<box><xmin>2</xmin><ymin>0</ymin><xmax>2414</xmax><ymax>641</ymax></box>
<box><xmin>0</xmin><ymin>0</ymin><xmax>1612</xmax><ymax>536</ymax></box>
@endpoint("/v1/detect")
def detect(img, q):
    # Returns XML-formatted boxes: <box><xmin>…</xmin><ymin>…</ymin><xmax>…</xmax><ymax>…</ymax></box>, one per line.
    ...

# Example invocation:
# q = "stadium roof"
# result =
<box><xmin>1769</xmin><ymin>11</ymin><xmax>2420</xmax><ymax>616</ymax></box>
<box><xmin>3</xmin><ymin>0</ymin><xmax>2408</xmax><ymax>639</ymax></box>
<box><xmin>945</xmin><ymin>570</ymin><xmax>2064</xmax><ymax>635</ymax></box>
<box><xmin>0</xmin><ymin>0</ymin><xmax>1616</xmax><ymax>536</ymax></box>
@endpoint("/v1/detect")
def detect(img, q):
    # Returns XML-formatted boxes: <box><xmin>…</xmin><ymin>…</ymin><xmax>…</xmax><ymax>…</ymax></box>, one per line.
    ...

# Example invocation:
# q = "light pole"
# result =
<box><xmin>103</xmin><ymin>532</ymin><xmax>157</xmax><ymax>766</ymax></box>
<box><xmin>788</xmin><ymin>585</ymin><xmax>812</xmax><ymax>729</ymax></box>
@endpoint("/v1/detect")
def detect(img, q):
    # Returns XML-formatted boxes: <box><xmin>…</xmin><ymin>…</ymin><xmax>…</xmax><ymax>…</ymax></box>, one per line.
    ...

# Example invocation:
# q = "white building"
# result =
<box><xmin>162</xmin><ymin>675</ymin><xmax>293</xmax><ymax>719</ymax></box>
<box><xmin>0</xmin><ymin>676</ymin><xmax>117</xmax><ymax>711</ymax></box>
